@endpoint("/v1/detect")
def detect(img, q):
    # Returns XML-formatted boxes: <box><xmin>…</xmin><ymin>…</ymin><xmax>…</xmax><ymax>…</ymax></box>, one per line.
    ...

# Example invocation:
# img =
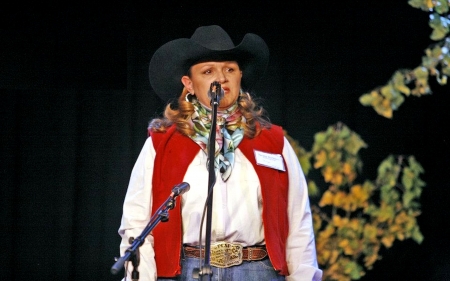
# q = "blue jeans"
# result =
<box><xmin>157</xmin><ymin>256</ymin><xmax>285</xmax><ymax>281</ymax></box>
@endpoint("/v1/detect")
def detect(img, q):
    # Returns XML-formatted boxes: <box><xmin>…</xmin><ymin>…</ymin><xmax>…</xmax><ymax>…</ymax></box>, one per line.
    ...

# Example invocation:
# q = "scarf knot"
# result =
<box><xmin>188</xmin><ymin>94</ymin><xmax>245</xmax><ymax>181</ymax></box>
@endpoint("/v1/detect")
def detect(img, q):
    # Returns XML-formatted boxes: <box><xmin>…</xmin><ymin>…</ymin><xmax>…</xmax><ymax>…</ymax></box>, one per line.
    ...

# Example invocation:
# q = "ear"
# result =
<box><xmin>181</xmin><ymin>76</ymin><xmax>193</xmax><ymax>93</ymax></box>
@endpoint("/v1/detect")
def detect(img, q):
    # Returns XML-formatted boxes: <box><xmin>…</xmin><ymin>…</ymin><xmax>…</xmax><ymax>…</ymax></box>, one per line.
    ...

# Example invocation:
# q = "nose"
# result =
<box><xmin>216</xmin><ymin>71</ymin><xmax>228</xmax><ymax>83</ymax></box>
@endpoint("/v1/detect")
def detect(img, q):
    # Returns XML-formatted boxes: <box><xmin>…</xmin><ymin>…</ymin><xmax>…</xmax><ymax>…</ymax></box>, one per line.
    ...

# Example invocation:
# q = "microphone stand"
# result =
<box><xmin>111</xmin><ymin>183</ymin><xmax>190</xmax><ymax>279</ymax></box>
<box><xmin>197</xmin><ymin>82</ymin><xmax>222</xmax><ymax>281</ymax></box>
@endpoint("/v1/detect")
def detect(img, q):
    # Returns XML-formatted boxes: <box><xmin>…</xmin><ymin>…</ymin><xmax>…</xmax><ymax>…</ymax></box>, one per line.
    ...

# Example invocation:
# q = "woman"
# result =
<box><xmin>118</xmin><ymin>25</ymin><xmax>322</xmax><ymax>281</ymax></box>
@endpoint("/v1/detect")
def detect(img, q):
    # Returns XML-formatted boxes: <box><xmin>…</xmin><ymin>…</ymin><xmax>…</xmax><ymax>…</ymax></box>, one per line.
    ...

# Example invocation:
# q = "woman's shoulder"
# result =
<box><xmin>241</xmin><ymin>123</ymin><xmax>285</xmax><ymax>153</ymax></box>
<box><xmin>260</xmin><ymin>123</ymin><xmax>284</xmax><ymax>138</ymax></box>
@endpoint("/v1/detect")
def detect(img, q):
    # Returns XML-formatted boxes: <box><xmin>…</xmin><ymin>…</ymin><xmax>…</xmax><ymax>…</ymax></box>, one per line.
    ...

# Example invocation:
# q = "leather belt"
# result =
<box><xmin>184</xmin><ymin>242</ymin><xmax>268</xmax><ymax>268</ymax></box>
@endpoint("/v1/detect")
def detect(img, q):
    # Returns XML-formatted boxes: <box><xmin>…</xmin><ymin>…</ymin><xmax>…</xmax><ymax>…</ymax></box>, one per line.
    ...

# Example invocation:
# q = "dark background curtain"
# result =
<box><xmin>2</xmin><ymin>2</ymin><xmax>449</xmax><ymax>280</ymax></box>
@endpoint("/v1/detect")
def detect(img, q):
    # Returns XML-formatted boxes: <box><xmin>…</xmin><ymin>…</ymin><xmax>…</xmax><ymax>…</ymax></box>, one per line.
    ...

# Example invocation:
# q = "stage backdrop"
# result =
<box><xmin>2</xmin><ymin>2</ymin><xmax>449</xmax><ymax>280</ymax></box>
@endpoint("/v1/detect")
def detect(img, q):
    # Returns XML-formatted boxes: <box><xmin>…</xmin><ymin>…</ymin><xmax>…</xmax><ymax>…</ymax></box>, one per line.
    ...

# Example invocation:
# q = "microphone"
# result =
<box><xmin>170</xmin><ymin>182</ymin><xmax>190</xmax><ymax>197</ymax></box>
<box><xmin>208</xmin><ymin>81</ymin><xmax>224</xmax><ymax>105</ymax></box>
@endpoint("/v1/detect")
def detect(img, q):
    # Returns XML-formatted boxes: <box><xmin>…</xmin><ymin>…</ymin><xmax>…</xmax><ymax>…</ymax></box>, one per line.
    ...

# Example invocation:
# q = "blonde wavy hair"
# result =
<box><xmin>148</xmin><ymin>88</ymin><xmax>271</xmax><ymax>139</ymax></box>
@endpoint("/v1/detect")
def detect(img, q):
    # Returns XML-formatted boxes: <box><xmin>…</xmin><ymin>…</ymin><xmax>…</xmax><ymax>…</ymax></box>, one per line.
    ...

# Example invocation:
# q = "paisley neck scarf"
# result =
<box><xmin>187</xmin><ymin>94</ymin><xmax>245</xmax><ymax>181</ymax></box>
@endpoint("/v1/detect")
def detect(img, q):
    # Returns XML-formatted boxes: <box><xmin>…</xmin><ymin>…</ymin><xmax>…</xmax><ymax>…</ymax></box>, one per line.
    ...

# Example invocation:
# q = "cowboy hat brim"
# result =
<box><xmin>149</xmin><ymin>26</ymin><xmax>269</xmax><ymax>103</ymax></box>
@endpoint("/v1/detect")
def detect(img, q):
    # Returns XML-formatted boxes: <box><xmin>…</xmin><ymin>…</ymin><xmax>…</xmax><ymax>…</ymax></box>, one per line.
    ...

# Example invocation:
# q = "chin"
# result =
<box><xmin>218</xmin><ymin>103</ymin><xmax>232</xmax><ymax>111</ymax></box>
<box><xmin>219</xmin><ymin>98</ymin><xmax>237</xmax><ymax>110</ymax></box>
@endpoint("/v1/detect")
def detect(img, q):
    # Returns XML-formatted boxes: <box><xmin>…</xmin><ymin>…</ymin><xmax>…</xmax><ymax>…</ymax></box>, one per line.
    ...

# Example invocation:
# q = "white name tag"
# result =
<box><xmin>254</xmin><ymin>150</ymin><xmax>285</xmax><ymax>171</ymax></box>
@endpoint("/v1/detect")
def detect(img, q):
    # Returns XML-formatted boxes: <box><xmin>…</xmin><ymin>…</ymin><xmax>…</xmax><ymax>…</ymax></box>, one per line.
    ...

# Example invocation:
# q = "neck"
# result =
<box><xmin>198</xmin><ymin>100</ymin><xmax>239</xmax><ymax>115</ymax></box>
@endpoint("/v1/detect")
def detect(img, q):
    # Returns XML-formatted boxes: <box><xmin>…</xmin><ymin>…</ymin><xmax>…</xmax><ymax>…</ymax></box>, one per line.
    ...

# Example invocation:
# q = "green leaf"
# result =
<box><xmin>345</xmin><ymin>133</ymin><xmax>368</xmax><ymax>155</ymax></box>
<box><xmin>307</xmin><ymin>180</ymin><xmax>320</xmax><ymax>197</ymax></box>
<box><xmin>299</xmin><ymin>153</ymin><xmax>312</xmax><ymax>175</ymax></box>
<box><xmin>359</xmin><ymin>93</ymin><xmax>375</xmax><ymax>106</ymax></box>
<box><xmin>436</xmin><ymin>74</ymin><xmax>448</xmax><ymax>85</ymax></box>
<box><xmin>408</xmin><ymin>0</ymin><xmax>428</xmax><ymax>10</ymax></box>
<box><xmin>412</xmin><ymin>226</ymin><xmax>424</xmax><ymax>244</ymax></box>
<box><xmin>391</xmin><ymin>93</ymin><xmax>405</xmax><ymax>110</ymax></box>
<box><xmin>377</xmin><ymin>156</ymin><xmax>395</xmax><ymax>176</ymax></box>
<box><xmin>429</xmin><ymin>13</ymin><xmax>450</xmax><ymax>40</ymax></box>
<box><xmin>413</xmin><ymin>66</ymin><xmax>429</xmax><ymax>80</ymax></box>
<box><xmin>345</xmin><ymin>260</ymin><xmax>364</xmax><ymax>279</ymax></box>
<box><xmin>403</xmin><ymin>190</ymin><xmax>416</xmax><ymax>208</ymax></box>
<box><xmin>380</xmin><ymin>85</ymin><xmax>395</xmax><ymax>99</ymax></box>
<box><xmin>431</xmin><ymin>28</ymin><xmax>448</xmax><ymax>41</ymax></box>
<box><xmin>392</xmin><ymin>71</ymin><xmax>411</xmax><ymax>95</ymax></box>
<box><xmin>435</xmin><ymin>0</ymin><xmax>449</xmax><ymax>14</ymax></box>
<box><xmin>401</xmin><ymin>167</ymin><xmax>414</xmax><ymax>190</ymax></box>
<box><xmin>314</xmin><ymin>132</ymin><xmax>327</xmax><ymax>145</ymax></box>
<box><xmin>338</xmin><ymin>125</ymin><xmax>351</xmax><ymax>139</ymax></box>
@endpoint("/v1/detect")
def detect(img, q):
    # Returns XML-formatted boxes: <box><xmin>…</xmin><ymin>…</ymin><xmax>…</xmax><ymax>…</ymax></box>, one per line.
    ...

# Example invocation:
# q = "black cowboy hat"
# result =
<box><xmin>148</xmin><ymin>25</ymin><xmax>270</xmax><ymax>103</ymax></box>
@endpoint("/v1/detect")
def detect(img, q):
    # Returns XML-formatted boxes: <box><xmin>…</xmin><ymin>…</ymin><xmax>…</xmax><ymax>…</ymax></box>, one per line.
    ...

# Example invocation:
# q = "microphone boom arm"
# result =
<box><xmin>110</xmin><ymin>182</ymin><xmax>190</xmax><ymax>276</ymax></box>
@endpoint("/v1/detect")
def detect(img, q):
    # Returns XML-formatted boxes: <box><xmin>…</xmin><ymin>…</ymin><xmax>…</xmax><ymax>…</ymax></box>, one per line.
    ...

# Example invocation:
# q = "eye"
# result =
<box><xmin>226</xmin><ymin>67</ymin><xmax>235</xmax><ymax>73</ymax></box>
<box><xmin>203</xmin><ymin>69</ymin><xmax>212</xmax><ymax>75</ymax></box>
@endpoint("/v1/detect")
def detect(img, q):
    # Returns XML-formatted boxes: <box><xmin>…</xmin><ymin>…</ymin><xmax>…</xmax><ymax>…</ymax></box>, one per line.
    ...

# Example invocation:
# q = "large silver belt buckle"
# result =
<box><xmin>210</xmin><ymin>242</ymin><xmax>243</xmax><ymax>268</ymax></box>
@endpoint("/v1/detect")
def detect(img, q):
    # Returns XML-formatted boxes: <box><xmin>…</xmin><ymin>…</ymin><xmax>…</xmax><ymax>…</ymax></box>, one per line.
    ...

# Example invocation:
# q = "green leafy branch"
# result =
<box><xmin>359</xmin><ymin>0</ymin><xmax>450</xmax><ymax>118</ymax></box>
<box><xmin>286</xmin><ymin>123</ymin><xmax>425</xmax><ymax>281</ymax></box>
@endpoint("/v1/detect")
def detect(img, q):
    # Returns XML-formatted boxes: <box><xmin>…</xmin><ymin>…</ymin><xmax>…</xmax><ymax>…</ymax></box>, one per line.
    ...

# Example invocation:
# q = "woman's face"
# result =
<box><xmin>181</xmin><ymin>61</ymin><xmax>242</xmax><ymax>111</ymax></box>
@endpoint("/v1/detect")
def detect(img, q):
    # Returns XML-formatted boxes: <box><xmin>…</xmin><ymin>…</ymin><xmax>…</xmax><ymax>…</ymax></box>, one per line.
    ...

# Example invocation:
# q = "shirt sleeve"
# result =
<box><xmin>283</xmin><ymin>137</ymin><xmax>323</xmax><ymax>281</ymax></box>
<box><xmin>118</xmin><ymin>137</ymin><xmax>157</xmax><ymax>281</ymax></box>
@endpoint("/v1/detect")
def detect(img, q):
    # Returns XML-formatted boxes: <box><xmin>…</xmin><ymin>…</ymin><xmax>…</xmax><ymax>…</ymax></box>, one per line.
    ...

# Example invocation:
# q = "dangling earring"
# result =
<box><xmin>186</xmin><ymin>92</ymin><xmax>195</xmax><ymax>102</ymax></box>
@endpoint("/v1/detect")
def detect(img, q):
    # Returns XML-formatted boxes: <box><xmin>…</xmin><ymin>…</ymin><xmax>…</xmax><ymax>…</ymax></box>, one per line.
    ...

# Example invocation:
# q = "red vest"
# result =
<box><xmin>149</xmin><ymin>124</ymin><xmax>289</xmax><ymax>277</ymax></box>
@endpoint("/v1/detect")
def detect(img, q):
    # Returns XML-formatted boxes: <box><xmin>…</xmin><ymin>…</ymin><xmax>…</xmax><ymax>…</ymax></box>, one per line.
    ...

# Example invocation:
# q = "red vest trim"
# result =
<box><xmin>149</xmin><ymin>125</ymin><xmax>289</xmax><ymax>277</ymax></box>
